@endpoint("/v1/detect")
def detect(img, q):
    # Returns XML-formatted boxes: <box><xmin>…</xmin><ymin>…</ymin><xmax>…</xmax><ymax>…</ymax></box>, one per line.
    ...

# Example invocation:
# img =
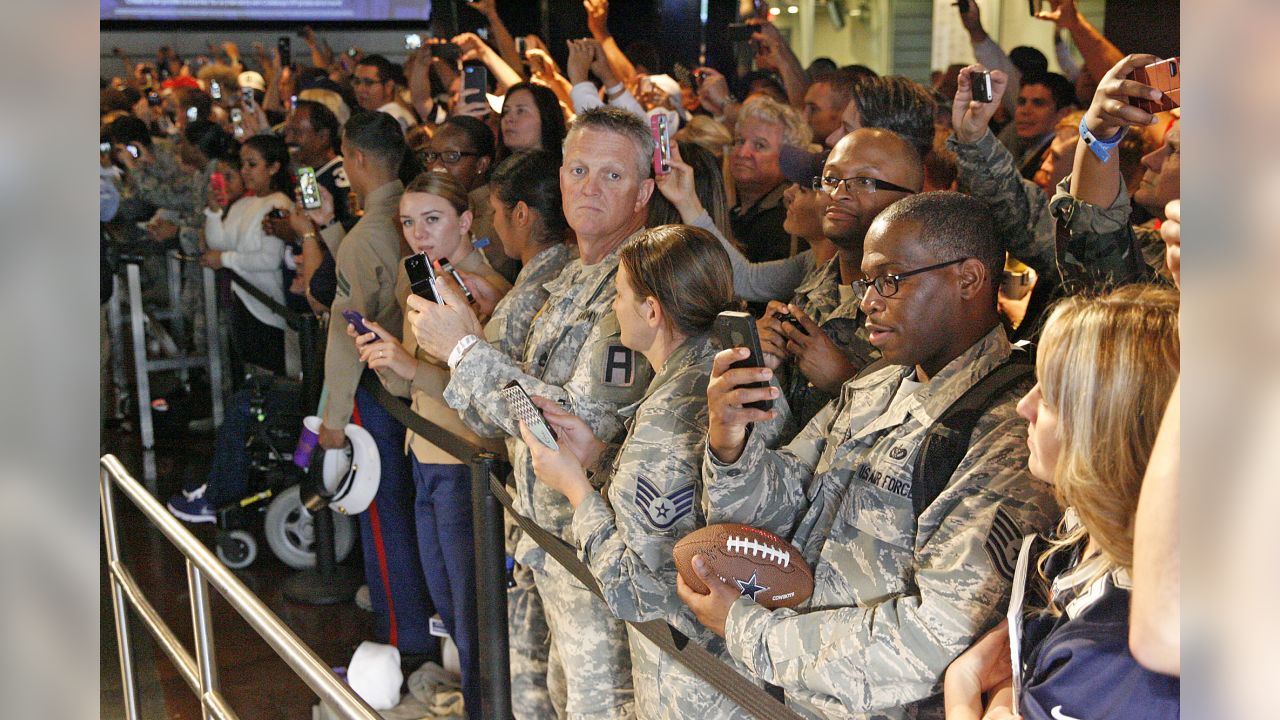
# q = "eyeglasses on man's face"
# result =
<box><xmin>423</xmin><ymin>150</ymin><xmax>480</xmax><ymax>164</ymax></box>
<box><xmin>852</xmin><ymin>257</ymin><xmax>968</xmax><ymax>303</ymax></box>
<box><xmin>811</xmin><ymin>175</ymin><xmax>917</xmax><ymax>196</ymax></box>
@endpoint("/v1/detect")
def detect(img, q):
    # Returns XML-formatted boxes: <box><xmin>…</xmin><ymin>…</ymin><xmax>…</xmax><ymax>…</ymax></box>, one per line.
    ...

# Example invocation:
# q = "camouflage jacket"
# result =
<box><xmin>702</xmin><ymin>325</ymin><xmax>1059</xmax><ymax>719</ymax></box>
<box><xmin>485</xmin><ymin>243</ymin><xmax>575</xmax><ymax>363</ymax></box>
<box><xmin>444</xmin><ymin>231</ymin><xmax>655</xmax><ymax>567</ymax></box>
<box><xmin>125</xmin><ymin>138</ymin><xmax>204</xmax><ymax>215</ymax></box>
<box><xmin>785</xmin><ymin>257</ymin><xmax>879</xmax><ymax>428</ymax></box>
<box><xmin>950</xmin><ymin>130</ymin><xmax>1170</xmax><ymax>291</ymax></box>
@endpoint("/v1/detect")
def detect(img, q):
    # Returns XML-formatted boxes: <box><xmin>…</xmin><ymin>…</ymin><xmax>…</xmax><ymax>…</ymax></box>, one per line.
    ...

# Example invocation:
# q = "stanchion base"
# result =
<box><xmin>282</xmin><ymin>566</ymin><xmax>362</xmax><ymax>605</ymax></box>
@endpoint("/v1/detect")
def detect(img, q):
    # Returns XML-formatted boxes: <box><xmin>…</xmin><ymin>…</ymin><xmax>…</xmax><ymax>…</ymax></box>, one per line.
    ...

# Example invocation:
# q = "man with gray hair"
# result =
<box><xmin>408</xmin><ymin>106</ymin><xmax>658</xmax><ymax>718</ymax></box>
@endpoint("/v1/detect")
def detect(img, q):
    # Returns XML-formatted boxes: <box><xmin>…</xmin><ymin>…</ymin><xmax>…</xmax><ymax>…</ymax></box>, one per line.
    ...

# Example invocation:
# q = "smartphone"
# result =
<box><xmin>712</xmin><ymin>311</ymin><xmax>773</xmax><ymax>412</ymax></box>
<box><xmin>462</xmin><ymin>63</ymin><xmax>488</xmax><ymax>106</ymax></box>
<box><xmin>428</xmin><ymin>40</ymin><xmax>463</xmax><ymax>64</ymax></box>
<box><xmin>405</xmin><ymin>33</ymin><xmax>422</xmax><ymax>51</ymax></box>
<box><xmin>297</xmin><ymin>166</ymin><xmax>323</xmax><ymax>210</ymax></box>
<box><xmin>404</xmin><ymin>253</ymin><xmax>439</xmax><ymax>302</ymax></box>
<box><xmin>210</xmin><ymin>79</ymin><xmax>222</xmax><ymax>100</ymax></box>
<box><xmin>230</xmin><ymin>108</ymin><xmax>244</xmax><ymax>138</ymax></box>
<box><xmin>500</xmin><ymin>381</ymin><xmax>559</xmax><ymax>451</ymax></box>
<box><xmin>126</xmin><ymin>144</ymin><xmax>141</xmax><ymax>159</ymax></box>
<box><xmin>1131</xmin><ymin>57</ymin><xmax>1180</xmax><ymax>114</ymax></box>
<box><xmin>186</xmin><ymin>105</ymin><xmax>199</xmax><ymax>122</ymax></box>
<box><xmin>347</xmin><ymin>47</ymin><xmax>358</xmax><ymax>58</ymax></box>
<box><xmin>970</xmin><ymin>70</ymin><xmax>993</xmax><ymax>103</ymax></box>
<box><xmin>650</xmin><ymin>114</ymin><xmax>672</xmax><ymax>176</ymax></box>
<box><xmin>147</xmin><ymin>91</ymin><xmax>162</xmax><ymax>107</ymax></box>
<box><xmin>727</xmin><ymin>23</ymin><xmax>756</xmax><ymax>43</ymax></box>
<box><xmin>100</xmin><ymin>142</ymin><xmax>111</xmax><ymax>154</ymax></box>
<box><xmin>289</xmin><ymin>94</ymin><xmax>298</xmax><ymax>110</ymax></box>
<box><xmin>210</xmin><ymin>172</ymin><xmax>229</xmax><ymax>207</ymax></box>
<box><xmin>514</xmin><ymin>36</ymin><xmax>527</xmax><ymax>58</ymax></box>
<box><xmin>437</xmin><ymin>257</ymin><xmax>474</xmax><ymax>303</ymax></box>
<box><xmin>241</xmin><ymin>86</ymin><xmax>255</xmax><ymax>105</ymax></box>
<box><xmin>690</xmin><ymin>69</ymin><xmax>704</xmax><ymax>93</ymax></box>
<box><xmin>773</xmin><ymin>311</ymin><xmax>810</xmax><ymax>336</ymax></box>
<box><xmin>278</xmin><ymin>36</ymin><xmax>292</xmax><ymax>68</ymax></box>
<box><xmin>341</xmin><ymin>309</ymin><xmax>376</xmax><ymax>338</ymax></box>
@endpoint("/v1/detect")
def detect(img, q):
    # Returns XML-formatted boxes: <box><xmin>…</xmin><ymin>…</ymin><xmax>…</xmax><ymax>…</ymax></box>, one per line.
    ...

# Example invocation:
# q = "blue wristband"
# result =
<box><xmin>1079</xmin><ymin>117</ymin><xmax>1126</xmax><ymax>162</ymax></box>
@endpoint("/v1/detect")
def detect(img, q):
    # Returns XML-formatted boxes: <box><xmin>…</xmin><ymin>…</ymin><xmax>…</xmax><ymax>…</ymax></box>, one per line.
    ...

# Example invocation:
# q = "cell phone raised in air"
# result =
<box><xmin>650</xmin><ymin>113</ymin><xmax>672</xmax><ymax>176</ymax></box>
<box><xmin>727</xmin><ymin>23</ymin><xmax>756</xmax><ymax>43</ymax></box>
<box><xmin>514</xmin><ymin>36</ymin><xmax>528</xmax><ymax>59</ymax></box>
<box><xmin>500</xmin><ymin>381</ymin><xmax>559</xmax><ymax>451</ymax></box>
<box><xmin>230</xmin><ymin>108</ymin><xmax>244</xmax><ymax>138</ymax></box>
<box><xmin>404</xmin><ymin>253</ymin><xmax>439</xmax><ymax>302</ymax></box>
<box><xmin>297</xmin><ymin>166</ymin><xmax>323</xmax><ymax>210</ymax></box>
<box><xmin>436</xmin><ymin>257</ymin><xmax>474</xmax><ymax>303</ymax></box>
<box><xmin>970</xmin><ymin>70</ymin><xmax>993</xmax><ymax>103</ymax></box>
<box><xmin>1130</xmin><ymin>57</ymin><xmax>1180</xmax><ymax>114</ymax></box>
<box><xmin>712</xmin><ymin>311</ymin><xmax>773</xmax><ymax>412</ymax></box>
<box><xmin>278</xmin><ymin>36</ymin><xmax>292</xmax><ymax>68</ymax></box>
<box><xmin>462</xmin><ymin>63</ymin><xmax>489</xmax><ymax>107</ymax></box>
<box><xmin>405</xmin><ymin>33</ymin><xmax>422</xmax><ymax>51</ymax></box>
<box><xmin>209</xmin><ymin>79</ymin><xmax>222</xmax><ymax>101</ymax></box>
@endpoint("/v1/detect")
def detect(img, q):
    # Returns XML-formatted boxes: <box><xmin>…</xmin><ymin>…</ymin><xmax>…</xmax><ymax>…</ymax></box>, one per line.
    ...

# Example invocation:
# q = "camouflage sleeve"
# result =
<box><xmin>721</xmin><ymin>412</ymin><xmax>1059</xmax><ymax>713</ymax></box>
<box><xmin>445</xmin><ymin>313</ymin><xmax>652</xmax><ymax>445</ymax></box>
<box><xmin>571</xmin><ymin>405</ymin><xmax>706</xmax><ymax>624</ymax></box>
<box><xmin>701</xmin><ymin>398</ymin><xmax>835</xmax><ymax>535</ymax></box>
<box><xmin>948</xmin><ymin>130</ymin><xmax>1058</xmax><ymax>281</ymax></box>
<box><xmin>1048</xmin><ymin>174</ymin><xmax>1156</xmax><ymax>287</ymax></box>
<box><xmin>126</xmin><ymin>145</ymin><xmax>202</xmax><ymax>213</ymax></box>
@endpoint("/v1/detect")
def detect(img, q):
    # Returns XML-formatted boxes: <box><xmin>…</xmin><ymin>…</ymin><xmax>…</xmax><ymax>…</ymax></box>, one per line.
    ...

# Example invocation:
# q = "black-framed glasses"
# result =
<box><xmin>423</xmin><ymin>150</ymin><xmax>481</xmax><ymax>164</ymax></box>
<box><xmin>852</xmin><ymin>257</ymin><xmax>968</xmax><ymax>302</ymax></box>
<box><xmin>811</xmin><ymin>175</ymin><xmax>917</xmax><ymax>196</ymax></box>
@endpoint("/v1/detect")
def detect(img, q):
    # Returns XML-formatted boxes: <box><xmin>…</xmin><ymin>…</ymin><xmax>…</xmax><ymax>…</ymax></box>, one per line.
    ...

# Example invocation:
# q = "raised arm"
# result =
<box><xmin>753</xmin><ymin>22</ymin><xmax>808</xmax><ymax>109</ymax></box>
<box><xmin>1070</xmin><ymin>53</ymin><xmax>1164</xmax><ymax>208</ymax></box>
<box><xmin>584</xmin><ymin>0</ymin><xmax>637</xmax><ymax>87</ymax></box>
<box><xmin>453</xmin><ymin>32</ymin><xmax>523</xmax><ymax>94</ymax></box>
<box><xmin>959</xmin><ymin>0</ymin><xmax>1020</xmax><ymax>117</ymax></box>
<box><xmin>1037</xmin><ymin>0</ymin><xmax>1125</xmax><ymax>83</ymax></box>
<box><xmin>472</xmin><ymin>0</ymin><xmax>525</xmax><ymax>81</ymax></box>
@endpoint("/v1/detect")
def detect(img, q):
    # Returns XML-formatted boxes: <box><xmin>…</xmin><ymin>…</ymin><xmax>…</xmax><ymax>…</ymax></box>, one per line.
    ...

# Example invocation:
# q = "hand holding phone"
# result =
<box><xmin>712</xmin><ymin>311</ymin><xmax>773</xmax><ymax>412</ymax></box>
<box><xmin>437</xmin><ymin>258</ymin><xmax>474</xmax><ymax>303</ymax></box>
<box><xmin>1130</xmin><ymin>57</ymin><xmax>1180</xmax><ymax>114</ymax></box>
<box><xmin>970</xmin><ymin>70</ymin><xmax>993</xmax><ymax>103</ymax></box>
<box><xmin>650</xmin><ymin>114</ymin><xmax>672</xmax><ymax>176</ymax></box>
<box><xmin>502</xmin><ymin>381</ymin><xmax>560</xmax><ymax>451</ymax></box>
<box><xmin>462</xmin><ymin>63</ymin><xmax>488</xmax><ymax>107</ymax></box>
<box><xmin>297</xmin><ymin>166</ymin><xmax>323</xmax><ymax>210</ymax></box>
<box><xmin>342</xmin><ymin>309</ymin><xmax>377</xmax><ymax>339</ymax></box>
<box><xmin>405</xmin><ymin>253</ymin><xmax>439</xmax><ymax>302</ymax></box>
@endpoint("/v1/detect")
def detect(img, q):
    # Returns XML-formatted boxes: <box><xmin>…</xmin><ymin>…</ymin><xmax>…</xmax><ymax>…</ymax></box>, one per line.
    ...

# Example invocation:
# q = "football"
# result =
<box><xmin>673</xmin><ymin>523</ymin><xmax>814</xmax><ymax>609</ymax></box>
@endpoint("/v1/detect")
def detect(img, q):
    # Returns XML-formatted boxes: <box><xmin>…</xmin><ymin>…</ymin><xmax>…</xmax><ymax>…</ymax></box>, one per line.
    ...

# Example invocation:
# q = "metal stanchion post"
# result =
<box><xmin>101</xmin><ymin>467</ymin><xmax>141</xmax><ymax>720</ymax></box>
<box><xmin>201</xmin><ymin>266</ymin><xmax>224</xmax><ymax>427</ymax></box>
<box><xmin>471</xmin><ymin>453</ymin><xmax>512</xmax><ymax>720</ymax></box>
<box><xmin>187</xmin><ymin>561</ymin><xmax>220</xmax><ymax>720</ymax></box>
<box><xmin>166</xmin><ymin>253</ymin><xmax>188</xmax><ymax>384</ymax></box>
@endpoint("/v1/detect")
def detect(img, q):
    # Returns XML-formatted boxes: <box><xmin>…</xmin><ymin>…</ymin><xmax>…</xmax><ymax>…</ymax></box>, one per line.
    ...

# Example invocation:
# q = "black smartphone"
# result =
<box><xmin>727</xmin><ymin>23</ymin><xmax>756</xmax><ymax>43</ymax></box>
<box><xmin>712</xmin><ymin>311</ymin><xmax>773</xmax><ymax>412</ymax></box>
<box><xmin>774</xmin><ymin>311</ymin><xmax>810</xmax><ymax>336</ymax></box>
<box><xmin>278</xmin><ymin>36</ymin><xmax>292</xmax><ymax>68</ymax></box>
<box><xmin>147</xmin><ymin>91</ymin><xmax>162</xmax><ymax>107</ymax></box>
<box><xmin>436</xmin><ymin>257</ymin><xmax>474</xmax><ymax>303</ymax></box>
<box><xmin>462</xmin><ymin>63</ymin><xmax>488</xmax><ymax>106</ymax></box>
<box><xmin>500</xmin><ymin>381</ymin><xmax>559</xmax><ymax>451</ymax></box>
<box><xmin>970</xmin><ymin>70</ymin><xmax>993</xmax><ymax>103</ymax></box>
<box><xmin>404</xmin><ymin>253</ymin><xmax>439</xmax><ymax>302</ymax></box>
<box><xmin>514</xmin><ymin>36</ymin><xmax>527</xmax><ymax>58</ymax></box>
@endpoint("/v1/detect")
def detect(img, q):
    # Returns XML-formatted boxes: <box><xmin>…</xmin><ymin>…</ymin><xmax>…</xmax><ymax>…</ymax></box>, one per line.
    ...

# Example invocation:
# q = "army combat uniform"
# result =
<box><xmin>702</xmin><ymin>326</ymin><xmax>1059</xmax><ymax>719</ymax></box>
<box><xmin>571</xmin><ymin>334</ymin><xmax>760</xmax><ymax>720</ymax></box>
<box><xmin>949</xmin><ymin>129</ymin><xmax>1171</xmax><ymax>292</ymax></box>
<box><xmin>445</xmin><ymin>233</ymin><xmax>654</xmax><ymax>719</ymax></box>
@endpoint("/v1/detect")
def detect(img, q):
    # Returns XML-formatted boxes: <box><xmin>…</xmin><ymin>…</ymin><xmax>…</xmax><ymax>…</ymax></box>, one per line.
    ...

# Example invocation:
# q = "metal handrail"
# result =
<box><xmin>100</xmin><ymin>454</ymin><xmax>380</xmax><ymax>720</ymax></box>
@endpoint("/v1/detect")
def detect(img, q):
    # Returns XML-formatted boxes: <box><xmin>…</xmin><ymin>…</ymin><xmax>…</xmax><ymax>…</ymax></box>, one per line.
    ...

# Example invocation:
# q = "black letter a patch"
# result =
<box><xmin>602</xmin><ymin>344</ymin><xmax>635</xmax><ymax>387</ymax></box>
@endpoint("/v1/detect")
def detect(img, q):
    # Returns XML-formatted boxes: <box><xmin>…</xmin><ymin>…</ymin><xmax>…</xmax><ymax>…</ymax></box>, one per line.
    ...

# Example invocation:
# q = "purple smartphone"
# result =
<box><xmin>342</xmin><ymin>309</ymin><xmax>376</xmax><ymax>338</ymax></box>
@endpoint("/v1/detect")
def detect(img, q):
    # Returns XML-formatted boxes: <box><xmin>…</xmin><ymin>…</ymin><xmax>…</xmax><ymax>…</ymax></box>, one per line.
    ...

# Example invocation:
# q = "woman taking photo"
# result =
<box><xmin>943</xmin><ymin>284</ymin><xmax>1180</xmax><ymax>720</ymax></box>
<box><xmin>349</xmin><ymin>171</ymin><xmax>510</xmax><ymax>720</ymax></box>
<box><xmin>201</xmin><ymin>133</ymin><xmax>292</xmax><ymax>375</ymax></box>
<box><xmin>520</xmin><ymin>224</ymin><xmax>755</xmax><ymax>719</ymax></box>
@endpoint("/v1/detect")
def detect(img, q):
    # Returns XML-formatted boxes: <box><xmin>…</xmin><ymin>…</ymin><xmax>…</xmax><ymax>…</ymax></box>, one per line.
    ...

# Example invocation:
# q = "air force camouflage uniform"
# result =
<box><xmin>571</xmin><ymin>334</ymin><xmax>759</xmax><ymax>719</ymax></box>
<box><xmin>702</xmin><ymin>326</ymin><xmax>1058</xmax><ymax>719</ymax></box>
<box><xmin>785</xmin><ymin>257</ymin><xmax>879</xmax><ymax>427</ymax></box>
<box><xmin>445</xmin><ymin>233</ymin><xmax>653</xmax><ymax>719</ymax></box>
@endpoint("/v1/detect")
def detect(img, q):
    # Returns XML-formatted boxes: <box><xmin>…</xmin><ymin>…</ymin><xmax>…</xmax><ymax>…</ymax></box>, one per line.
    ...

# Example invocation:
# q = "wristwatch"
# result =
<box><xmin>448</xmin><ymin>334</ymin><xmax>480</xmax><ymax>370</ymax></box>
<box><xmin>1079</xmin><ymin>116</ymin><xmax>1126</xmax><ymax>163</ymax></box>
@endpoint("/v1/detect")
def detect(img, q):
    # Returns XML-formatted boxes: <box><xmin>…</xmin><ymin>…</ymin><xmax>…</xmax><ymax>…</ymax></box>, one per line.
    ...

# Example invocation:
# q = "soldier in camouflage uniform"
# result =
<box><xmin>761</xmin><ymin>128</ymin><xmax>924</xmax><ymax>430</ymax></box>
<box><xmin>408</xmin><ymin>108</ymin><xmax>661</xmax><ymax>719</ymax></box>
<box><xmin>681</xmin><ymin>193</ymin><xmax>1059</xmax><ymax>719</ymax></box>
<box><xmin>947</xmin><ymin>61</ymin><xmax>1174</xmax><ymax>295</ymax></box>
<box><xmin>520</xmin><ymin>226</ymin><xmax>761</xmax><ymax>719</ymax></box>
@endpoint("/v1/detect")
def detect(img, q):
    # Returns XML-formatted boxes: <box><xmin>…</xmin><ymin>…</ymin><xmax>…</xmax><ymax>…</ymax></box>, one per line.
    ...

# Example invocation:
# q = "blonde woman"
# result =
<box><xmin>944</xmin><ymin>284</ymin><xmax>1180</xmax><ymax>720</ymax></box>
<box><xmin>729</xmin><ymin>96</ymin><xmax>811</xmax><ymax>263</ymax></box>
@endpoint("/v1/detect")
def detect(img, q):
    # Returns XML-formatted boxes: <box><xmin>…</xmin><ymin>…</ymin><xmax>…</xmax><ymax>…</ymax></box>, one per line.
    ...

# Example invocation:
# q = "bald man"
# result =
<box><xmin>758</xmin><ymin>128</ymin><xmax>925</xmax><ymax>428</ymax></box>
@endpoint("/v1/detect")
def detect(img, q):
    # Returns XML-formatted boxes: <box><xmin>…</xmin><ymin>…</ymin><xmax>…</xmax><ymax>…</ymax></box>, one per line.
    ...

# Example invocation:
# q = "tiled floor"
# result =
<box><xmin>100</xmin><ymin>426</ymin><xmax>376</xmax><ymax>719</ymax></box>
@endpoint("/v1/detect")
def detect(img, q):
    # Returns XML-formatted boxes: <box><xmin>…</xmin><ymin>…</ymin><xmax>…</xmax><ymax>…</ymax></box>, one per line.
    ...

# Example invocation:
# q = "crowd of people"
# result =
<box><xmin>101</xmin><ymin>0</ymin><xmax>1181</xmax><ymax>717</ymax></box>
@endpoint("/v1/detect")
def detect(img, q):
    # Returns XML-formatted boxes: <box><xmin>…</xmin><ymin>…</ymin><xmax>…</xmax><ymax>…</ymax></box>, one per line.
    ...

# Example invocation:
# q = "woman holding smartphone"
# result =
<box><xmin>519</xmin><ymin>225</ymin><xmax>758</xmax><ymax>719</ymax></box>
<box><xmin>943</xmin><ymin>284</ymin><xmax>1180</xmax><ymax>720</ymax></box>
<box><xmin>348</xmin><ymin>171</ymin><xmax>510</xmax><ymax>720</ymax></box>
<box><xmin>201</xmin><ymin>133</ymin><xmax>292</xmax><ymax>375</ymax></box>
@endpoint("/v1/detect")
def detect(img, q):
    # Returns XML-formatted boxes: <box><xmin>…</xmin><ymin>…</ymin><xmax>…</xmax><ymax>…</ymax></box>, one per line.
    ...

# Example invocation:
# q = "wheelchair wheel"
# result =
<box><xmin>263</xmin><ymin>485</ymin><xmax>356</xmax><ymax>570</ymax></box>
<box><xmin>215</xmin><ymin>529</ymin><xmax>258</xmax><ymax>570</ymax></box>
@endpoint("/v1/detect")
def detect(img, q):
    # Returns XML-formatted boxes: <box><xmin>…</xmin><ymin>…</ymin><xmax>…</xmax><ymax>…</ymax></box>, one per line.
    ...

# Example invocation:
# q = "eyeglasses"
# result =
<box><xmin>852</xmin><ymin>257</ymin><xmax>968</xmax><ymax>302</ymax></box>
<box><xmin>350</xmin><ymin>77</ymin><xmax>387</xmax><ymax>87</ymax></box>
<box><xmin>423</xmin><ymin>151</ymin><xmax>481</xmax><ymax>164</ymax></box>
<box><xmin>811</xmin><ymin>175</ymin><xmax>917</xmax><ymax>196</ymax></box>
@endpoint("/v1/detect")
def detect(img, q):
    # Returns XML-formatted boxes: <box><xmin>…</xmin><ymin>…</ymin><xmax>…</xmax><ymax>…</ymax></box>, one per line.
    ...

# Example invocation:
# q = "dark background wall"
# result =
<box><xmin>1104</xmin><ymin>0</ymin><xmax>1180</xmax><ymax>59</ymax></box>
